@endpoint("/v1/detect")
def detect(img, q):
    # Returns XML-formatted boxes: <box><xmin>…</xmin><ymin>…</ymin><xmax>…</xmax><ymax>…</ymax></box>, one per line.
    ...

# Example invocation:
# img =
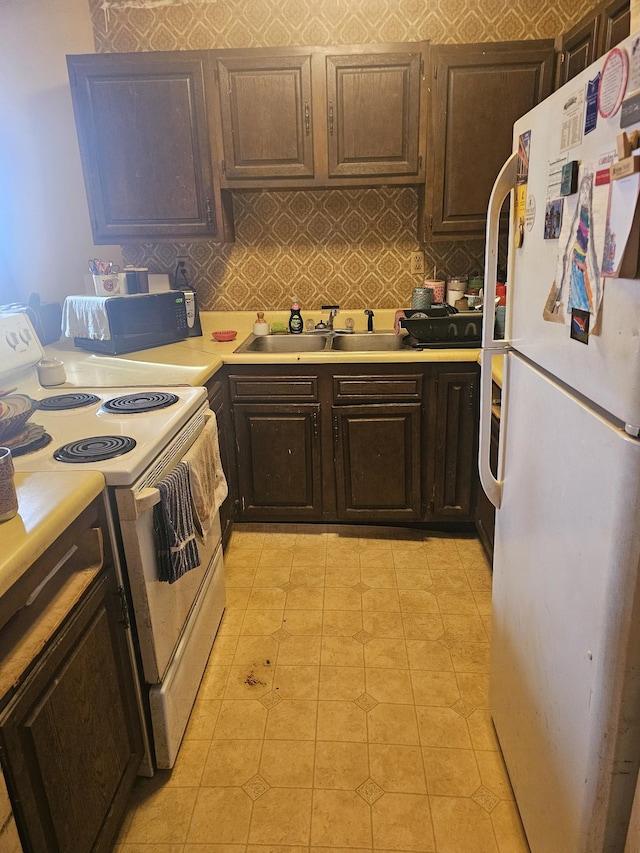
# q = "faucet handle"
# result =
<box><xmin>321</xmin><ymin>304</ymin><xmax>340</xmax><ymax>311</ymax></box>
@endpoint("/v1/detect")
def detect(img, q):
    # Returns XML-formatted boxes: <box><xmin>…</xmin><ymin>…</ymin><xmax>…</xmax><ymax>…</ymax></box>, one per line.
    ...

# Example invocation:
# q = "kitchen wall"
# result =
<box><xmin>0</xmin><ymin>0</ymin><xmax>121</xmax><ymax>308</ymax></box>
<box><xmin>92</xmin><ymin>0</ymin><xmax>595</xmax><ymax>311</ymax></box>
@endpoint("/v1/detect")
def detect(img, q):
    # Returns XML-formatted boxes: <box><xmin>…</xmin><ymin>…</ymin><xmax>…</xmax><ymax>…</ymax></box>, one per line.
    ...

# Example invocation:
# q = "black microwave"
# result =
<box><xmin>73</xmin><ymin>292</ymin><xmax>189</xmax><ymax>355</ymax></box>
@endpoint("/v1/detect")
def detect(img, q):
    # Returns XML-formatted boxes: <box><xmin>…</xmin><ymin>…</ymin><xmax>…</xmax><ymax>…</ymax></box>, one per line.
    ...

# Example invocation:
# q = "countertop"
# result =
<box><xmin>0</xmin><ymin>471</ymin><xmax>105</xmax><ymax>600</ymax></box>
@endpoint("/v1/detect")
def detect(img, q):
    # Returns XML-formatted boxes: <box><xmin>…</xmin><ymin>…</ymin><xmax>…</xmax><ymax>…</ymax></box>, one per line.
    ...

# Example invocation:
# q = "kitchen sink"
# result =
<box><xmin>330</xmin><ymin>332</ymin><xmax>406</xmax><ymax>351</ymax></box>
<box><xmin>234</xmin><ymin>333</ymin><xmax>331</xmax><ymax>353</ymax></box>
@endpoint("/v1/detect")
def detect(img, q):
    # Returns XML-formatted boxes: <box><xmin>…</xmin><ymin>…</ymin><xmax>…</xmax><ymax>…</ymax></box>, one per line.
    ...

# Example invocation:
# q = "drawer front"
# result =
<box><xmin>229</xmin><ymin>375</ymin><xmax>319</xmax><ymax>402</ymax></box>
<box><xmin>333</xmin><ymin>374</ymin><xmax>423</xmax><ymax>403</ymax></box>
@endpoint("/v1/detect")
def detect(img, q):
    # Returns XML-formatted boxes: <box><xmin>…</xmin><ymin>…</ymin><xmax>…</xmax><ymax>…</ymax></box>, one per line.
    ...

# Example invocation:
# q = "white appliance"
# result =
<box><xmin>480</xmin><ymin>32</ymin><xmax>640</xmax><ymax>853</ymax></box>
<box><xmin>0</xmin><ymin>312</ymin><xmax>226</xmax><ymax>772</ymax></box>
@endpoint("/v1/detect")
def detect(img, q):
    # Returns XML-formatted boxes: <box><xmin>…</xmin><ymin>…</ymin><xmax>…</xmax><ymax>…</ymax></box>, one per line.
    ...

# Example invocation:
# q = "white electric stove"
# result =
<box><xmin>1</xmin><ymin>312</ymin><xmax>226</xmax><ymax>772</ymax></box>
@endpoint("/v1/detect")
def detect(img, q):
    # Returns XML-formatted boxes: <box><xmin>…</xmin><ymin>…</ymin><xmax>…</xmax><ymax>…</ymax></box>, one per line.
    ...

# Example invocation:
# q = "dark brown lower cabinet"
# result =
<box><xmin>234</xmin><ymin>402</ymin><xmax>323</xmax><ymax>521</ymax></box>
<box><xmin>430</xmin><ymin>367</ymin><xmax>479</xmax><ymax>520</ymax></box>
<box><xmin>0</xmin><ymin>564</ymin><xmax>143</xmax><ymax>853</ymax></box>
<box><xmin>333</xmin><ymin>403</ymin><xmax>422</xmax><ymax>522</ymax></box>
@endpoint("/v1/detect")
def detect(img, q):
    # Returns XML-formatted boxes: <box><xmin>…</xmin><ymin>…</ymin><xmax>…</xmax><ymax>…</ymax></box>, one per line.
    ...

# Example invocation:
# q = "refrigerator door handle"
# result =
<box><xmin>479</xmin><ymin>151</ymin><xmax>517</xmax><ymax>511</ymax></box>
<box><xmin>482</xmin><ymin>150</ymin><xmax>518</xmax><ymax>351</ymax></box>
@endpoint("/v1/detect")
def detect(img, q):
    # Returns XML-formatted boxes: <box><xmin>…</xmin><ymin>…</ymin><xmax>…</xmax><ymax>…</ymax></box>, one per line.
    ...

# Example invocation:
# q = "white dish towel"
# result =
<box><xmin>184</xmin><ymin>411</ymin><xmax>228</xmax><ymax>545</ymax></box>
<box><xmin>62</xmin><ymin>296</ymin><xmax>112</xmax><ymax>340</ymax></box>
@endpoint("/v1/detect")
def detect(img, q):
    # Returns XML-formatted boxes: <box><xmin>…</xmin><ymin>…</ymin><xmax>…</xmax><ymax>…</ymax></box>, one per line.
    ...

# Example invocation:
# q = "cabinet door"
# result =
<box><xmin>431</xmin><ymin>369</ymin><xmax>479</xmax><ymax>520</ymax></box>
<box><xmin>557</xmin><ymin>15</ymin><xmax>600</xmax><ymax>86</ymax></box>
<box><xmin>234</xmin><ymin>403</ymin><xmax>322</xmax><ymax>521</ymax></box>
<box><xmin>599</xmin><ymin>0</ymin><xmax>630</xmax><ymax>54</ymax></box>
<box><xmin>0</xmin><ymin>569</ymin><xmax>143</xmax><ymax>853</ymax></box>
<box><xmin>333</xmin><ymin>403</ymin><xmax>421</xmax><ymax>522</ymax></box>
<box><xmin>423</xmin><ymin>41</ymin><xmax>554</xmax><ymax>240</ymax></box>
<box><xmin>67</xmin><ymin>51</ymin><xmax>232</xmax><ymax>243</ymax></box>
<box><xmin>215</xmin><ymin>52</ymin><xmax>314</xmax><ymax>182</ymax></box>
<box><xmin>324</xmin><ymin>47</ymin><xmax>424</xmax><ymax>180</ymax></box>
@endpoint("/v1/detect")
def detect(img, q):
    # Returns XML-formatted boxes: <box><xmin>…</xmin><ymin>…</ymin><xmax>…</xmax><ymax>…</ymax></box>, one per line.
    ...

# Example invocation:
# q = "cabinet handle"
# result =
<box><xmin>333</xmin><ymin>414</ymin><xmax>339</xmax><ymax>443</ymax></box>
<box><xmin>312</xmin><ymin>410</ymin><xmax>318</xmax><ymax>439</ymax></box>
<box><xmin>305</xmin><ymin>101</ymin><xmax>310</xmax><ymax>135</ymax></box>
<box><xmin>206</xmin><ymin>198</ymin><xmax>213</xmax><ymax>227</ymax></box>
<box><xmin>116</xmin><ymin>585</ymin><xmax>130</xmax><ymax>630</ymax></box>
<box><xmin>329</xmin><ymin>102</ymin><xmax>334</xmax><ymax>135</ymax></box>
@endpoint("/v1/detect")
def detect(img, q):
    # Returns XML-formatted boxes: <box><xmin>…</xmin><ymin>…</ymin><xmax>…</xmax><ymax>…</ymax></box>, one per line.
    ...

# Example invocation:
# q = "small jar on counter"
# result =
<box><xmin>254</xmin><ymin>312</ymin><xmax>270</xmax><ymax>336</ymax></box>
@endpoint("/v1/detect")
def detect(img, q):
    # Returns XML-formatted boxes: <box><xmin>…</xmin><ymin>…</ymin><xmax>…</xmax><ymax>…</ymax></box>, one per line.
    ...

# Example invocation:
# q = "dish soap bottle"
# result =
<box><xmin>289</xmin><ymin>299</ymin><xmax>303</xmax><ymax>334</ymax></box>
<box><xmin>254</xmin><ymin>312</ymin><xmax>269</xmax><ymax>336</ymax></box>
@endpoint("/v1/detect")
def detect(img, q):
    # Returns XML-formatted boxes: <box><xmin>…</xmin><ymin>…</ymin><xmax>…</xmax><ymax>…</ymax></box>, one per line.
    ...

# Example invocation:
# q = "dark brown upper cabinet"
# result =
<box><xmin>556</xmin><ymin>0</ymin><xmax>630</xmax><ymax>88</ymax></box>
<box><xmin>215</xmin><ymin>51</ymin><xmax>315</xmax><ymax>181</ymax></box>
<box><xmin>420</xmin><ymin>40</ymin><xmax>555</xmax><ymax>241</ymax></box>
<box><xmin>67</xmin><ymin>51</ymin><xmax>234</xmax><ymax>244</ymax></box>
<box><xmin>213</xmin><ymin>42</ymin><xmax>427</xmax><ymax>189</ymax></box>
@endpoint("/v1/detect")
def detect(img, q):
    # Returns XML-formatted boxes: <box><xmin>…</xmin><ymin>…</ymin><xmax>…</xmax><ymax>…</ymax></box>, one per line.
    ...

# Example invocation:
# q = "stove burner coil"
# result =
<box><xmin>37</xmin><ymin>393</ymin><xmax>100</xmax><ymax>411</ymax></box>
<box><xmin>100</xmin><ymin>392</ymin><xmax>179</xmax><ymax>414</ymax></box>
<box><xmin>53</xmin><ymin>435</ymin><xmax>136</xmax><ymax>463</ymax></box>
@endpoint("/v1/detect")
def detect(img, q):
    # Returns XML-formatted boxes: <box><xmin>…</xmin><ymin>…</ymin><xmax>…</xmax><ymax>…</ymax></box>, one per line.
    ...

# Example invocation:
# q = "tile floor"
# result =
<box><xmin>114</xmin><ymin>524</ymin><xmax>530</xmax><ymax>853</ymax></box>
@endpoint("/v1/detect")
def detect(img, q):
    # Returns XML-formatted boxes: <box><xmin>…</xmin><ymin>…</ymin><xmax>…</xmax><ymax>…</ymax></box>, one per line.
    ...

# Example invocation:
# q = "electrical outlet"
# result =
<box><xmin>410</xmin><ymin>251</ymin><xmax>425</xmax><ymax>274</ymax></box>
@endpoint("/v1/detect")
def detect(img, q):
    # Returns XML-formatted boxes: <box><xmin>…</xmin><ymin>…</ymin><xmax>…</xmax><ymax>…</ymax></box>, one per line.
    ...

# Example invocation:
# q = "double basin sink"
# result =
<box><xmin>235</xmin><ymin>331</ymin><xmax>407</xmax><ymax>354</ymax></box>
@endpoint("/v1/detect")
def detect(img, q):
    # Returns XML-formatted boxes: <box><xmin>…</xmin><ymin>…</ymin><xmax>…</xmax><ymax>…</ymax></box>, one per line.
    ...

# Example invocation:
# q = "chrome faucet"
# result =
<box><xmin>364</xmin><ymin>309</ymin><xmax>375</xmax><ymax>332</ymax></box>
<box><xmin>321</xmin><ymin>304</ymin><xmax>339</xmax><ymax>330</ymax></box>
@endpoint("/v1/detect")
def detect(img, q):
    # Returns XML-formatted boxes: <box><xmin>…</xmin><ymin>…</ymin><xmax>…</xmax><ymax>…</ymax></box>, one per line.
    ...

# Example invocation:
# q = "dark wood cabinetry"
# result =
<box><xmin>0</xmin><ymin>501</ymin><xmax>143</xmax><ymax>853</ymax></box>
<box><xmin>213</xmin><ymin>43</ymin><xmax>427</xmax><ymax>188</ymax></box>
<box><xmin>420</xmin><ymin>40</ymin><xmax>555</xmax><ymax>241</ymax></box>
<box><xmin>429</xmin><ymin>367</ymin><xmax>479</xmax><ymax>520</ymax></box>
<box><xmin>557</xmin><ymin>0</ymin><xmax>630</xmax><ymax>87</ymax></box>
<box><xmin>227</xmin><ymin>363</ymin><xmax>479</xmax><ymax>527</ymax></box>
<box><xmin>67</xmin><ymin>51</ymin><xmax>233</xmax><ymax>244</ymax></box>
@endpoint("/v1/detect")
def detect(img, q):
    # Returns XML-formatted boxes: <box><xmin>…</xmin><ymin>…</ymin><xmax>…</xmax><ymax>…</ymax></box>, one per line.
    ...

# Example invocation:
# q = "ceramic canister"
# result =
<box><xmin>0</xmin><ymin>447</ymin><xmax>18</xmax><ymax>522</ymax></box>
<box><xmin>423</xmin><ymin>279</ymin><xmax>445</xmax><ymax>303</ymax></box>
<box><xmin>446</xmin><ymin>276</ymin><xmax>467</xmax><ymax>306</ymax></box>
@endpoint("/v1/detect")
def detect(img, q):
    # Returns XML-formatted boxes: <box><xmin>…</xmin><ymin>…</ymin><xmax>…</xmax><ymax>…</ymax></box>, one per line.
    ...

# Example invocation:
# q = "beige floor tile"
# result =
<box><xmin>240</xmin><ymin>609</ymin><xmax>284</xmax><ymax>636</ymax></box>
<box><xmin>359</xmin><ymin>535</ymin><xmax>393</xmax><ymax>551</ymax></box>
<box><xmin>224</xmin><ymin>664</ymin><xmax>274</xmax><ymax>699</ymax></box>
<box><xmin>225</xmin><ymin>587</ymin><xmax>251</xmax><ymax>610</ymax></box>
<box><xmin>314</xmin><ymin>740</ymin><xmax>369</xmax><ymax>789</ymax></box>
<box><xmin>362</xmin><ymin>610</ymin><xmax>404</xmax><ymax>639</ymax></box>
<box><xmin>358</xmin><ymin>551</ymin><xmax>396</xmax><ymax>570</ymax></box>
<box><xmin>491</xmin><ymin>800</ymin><xmax>530</xmax><ymax>852</ymax></box>
<box><xmin>253</xmin><ymin>565</ymin><xmax>292</xmax><ymax>586</ymax></box>
<box><xmin>325</xmin><ymin>561</ymin><xmax>362</xmax><ymax>587</ymax></box>
<box><xmin>264</xmin><ymin>699</ymin><xmax>318</xmax><ymax>740</ymax></box>
<box><xmin>259</xmin><ymin>548</ymin><xmax>294</xmax><ymax>567</ymax></box>
<box><xmin>265</xmin><ymin>532</ymin><xmax>298</xmax><ymax>548</ymax></box>
<box><xmin>293</xmin><ymin>547</ymin><xmax>329</xmax><ymax>567</ymax></box>
<box><xmin>208</xmin><ymin>635</ymin><xmax>239</xmax><ymax>665</ymax></box>
<box><xmin>437</xmin><ymin>589</ymin><xmax>481</xmax><ymax>615</ymax></box>
<box><xmin>273</xmin><ymin>664</ymin><xmax>319</xmax><ymax>699</ymax></box>
<box><xmin>369</xmin><ymin>743</ymin><xmax>427</xmax><ymax>794</ymax></box>
<box><xmin>363</xmin><ymin>637</ymin><xmax>408</xmax><ymax>668</ymax></box>
<box><xmin>260</xmin><ymin>739</ymin><xmax>315</xmax><ymax>787</ymax></box>
<box><xmin>276</xmin><ymin>634</ymin><xmax>322</xmax><ymax>665</ymax></box>
<box><xmin>367</xmin><ymin>703</ymin><xmax>420</xmax><ymax>745</ymax></box>
<box><xmin>423</xmin><ymin>746</ymin><xmax>481</xmax><ymax>797</ymax></box>
<box><xmin>199</xmin><ymin>664</ymin><xmax>231</xmax><ymax>701</ymax></box>
<box><xmin>365</xmin><ymin>667</ymin><xmax>414</xmax><ymax>705</ymax></box>
<box><xmin>359</xmin><ymin>565</ymin><xmax>397</xmax><ymax>587</ymax></box>
<box><xmin>187</xmin><ymin>787</ymin><xmax>252</xmax><ymax>844</ymax></box>
<box><xmin>360</xmin><ymin>588</ymin><xmax>401</xmax><ymax>612</ymax></box>
<box><xmin>322</xmin><ymin>609</ymin><xmax>363</xmax><ymax>636</ymax></box>
<box><xmin>311</xmin><ymin>790</ymin><xmax>373</xmax><ymax>847</ymax></box>
<box><xmin>249</xmin><ymin>788</ymin><xmax>313</xmax><ymax>845</ymax></box>
<box><xmin>456</xmin><ymin>672</ymin><xmax>490</xmax><ymax>709</ymax></box>
<box><xmin>316</xmin><ymin>701</ymin><xmax>367</xmax><ymax>742</ymax></box>
<box><xmin>225</xmin><ymin>565</ymin><xmax>259</xmax><ymax>587</ymax></box>
<box><xmin>117</xmin><ymin>844</ymin><xmax>185</xmax><ymax>852</ymax></box>
<box><xmin>200</xmin><ymin>739</ymin><xmax>262</xmax><ymax>787</ymax></box>
<box><xmin>416</xmin><ymin>706</ymin><xmax>472</xmax><ymax>749</ymax></box>
<box><xmin>405</xmin><ymin>639</ymin><xmax>453</xmax><ymax>672</ymax></box>
<box><xmin>395</xmin><ymin>568</ymin><xmax>433</xmax><ymax>590</ymax></box>
<box><xmin>429</xmin><ymin>566</ymin><xmax>470</xmax><ymax>592</ymax></box>
<box><xmin>393</xmin><ymin>550</ymin><xmax>429</xmax><ymax>569</ymax></box>
<box><xmin>217</xmin><ymin>608</ymin><xmax>244</xmax><ymax>635</ymax></box>
<box><xmin>286</xmin><ymin>586</ymin><xmax>325</xmax><ymax>610</ymax></box>
<box><xmin>247</xmin><ymin>587</ymin><xmax>288</xmax><ymax>610</ymax></box>
<box><xmin>441</xmin><ymin>613</ymin><xmax>490</xmax><ymax>643</ymax></box>
<box><xmin>399</xmin><ymin>590</ymin><xmax>439</xmax><ymax>613</ymax></box>
<box><xmin>450</xmin><ymin>641</ymin><xmax>491</xmax><ymax>674</ymax></box>
<box><xmin>473</xmin><ymin>589</ymin><xmax>493</xmax><ymax>617</ymax></box>
<box><xmin>166</xmin><ymin>739</ymin><xmax>210</xmax><ymax>786</ymax></box>
<box><xmin>282</xmin><ymin>609</ymin><xmax>323</xmax><ymax>635</ymax></box>
<box><xmin>323</xmin><ymin>587</ymin><xmax>362</xmax><ymax>610</ymax></box>
<box><xmin>213</xmin><ymin>700</ymin><xmax>268</xmax><ymax>739</ymax></box>
<box><xmin>467</xmin><ymin>709</ymin><xmax>500</xmax><ymax>751</ymax></box>
<box><xmin>466</xmin><ymin>565</ymin><xmax>494</xmax><ymax>591</ymax></box>
<box><xmin>402</xmin><ymin>613</ymin><xmax>445</xmax><ymax>640</ymax></box>
<box><xmin>430</xmin><ymin>795</ymin><xmax>499</xmax><ymax>853</ymax></box>
<box><xmin>319</xmin><ymin>665</ymin><xmax>366</xmax><ymax>701</ymax></box>
<box><xmin>184</xmin><ymin>699</ymin><xmax>222</xmax><ymax>740</ymax></box>
<box><xmin>291</xmin><ymin>564</ymin><xmax>326</xmax><ymax>587</ymax></box>
<box><xmin>371</xmin><ymin>791</ymin><xmax>435</xmax><ymax>851</ymax></box>
<box><xmin>411</xmin><ymin>671</ymin><xmax>460</xmax><ymax>707</ymax></box>
<box><xmin>321</xmin><ymin>636</ymin><xmax>365</xmax><ymax>667</ymax></box>
<box><xmin>475</xmin><ymin>750</ymin><xmax>515</xmax><ymax>801</ymax></box>
<box><xmin>124</xmin><ymin>786</ymin><xmax>196</xmax><ymax>844</ymax></box>
<box><xmin>224</xmin><ymin>549</ymin><xmax>262</xmax><ymax>568</ymax></box>
<box><xmin>232</xmin><ymin>635</ymin><xmax>280</xmax><ymax>665</ymax></box>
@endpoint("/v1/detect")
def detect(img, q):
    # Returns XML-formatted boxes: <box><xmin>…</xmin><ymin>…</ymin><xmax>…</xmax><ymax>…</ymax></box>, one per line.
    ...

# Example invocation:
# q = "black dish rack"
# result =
<box><xmin>400</xmin><ymin>305</ymin><xmax>483</xmax><ymax>349</ymax></box>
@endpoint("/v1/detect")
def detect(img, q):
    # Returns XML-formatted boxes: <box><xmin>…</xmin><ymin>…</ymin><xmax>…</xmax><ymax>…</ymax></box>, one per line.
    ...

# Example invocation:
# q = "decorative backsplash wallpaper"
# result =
<box><xmin>89</xmin><ymin>0</ymin><xmax>593</xmax><ymax>310</ymax></box>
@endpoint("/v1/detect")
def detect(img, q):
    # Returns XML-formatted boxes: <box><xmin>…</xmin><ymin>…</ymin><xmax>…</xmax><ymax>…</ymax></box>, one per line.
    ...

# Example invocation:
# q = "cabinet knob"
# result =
<box><xmin>329</xmin><ymin>102</ymin><xmax>334</xmax><ymax>136</ymax></box>
<box><xmin>206</xmin><ymin>198</ymin><xmax>213</xmax><ymax>227</ymax></box>
<box><xmin>312</xmin><ymin>410</ymin><xmax>319</xmax><ymax>439</ymax></box>
<box><xmin>305</xmin><ymin>101</ymin><xmax>310</xmax><ymax>135</ymax></box>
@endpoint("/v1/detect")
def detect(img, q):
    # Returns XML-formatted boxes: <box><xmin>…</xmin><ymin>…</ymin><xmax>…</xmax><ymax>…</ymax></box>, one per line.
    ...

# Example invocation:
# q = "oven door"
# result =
<box><xmin>114</xmin><ymin>409</ymin><xmax>224</xmax><ymax>684</ymax></box>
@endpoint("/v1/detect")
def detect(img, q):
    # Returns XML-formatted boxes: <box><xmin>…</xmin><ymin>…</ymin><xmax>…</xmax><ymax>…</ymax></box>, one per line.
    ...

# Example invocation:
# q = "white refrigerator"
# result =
<box><xmin>480</xmin><ymin>31</ymin><xmax>640</xmax><ymax>853</ymax></box>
